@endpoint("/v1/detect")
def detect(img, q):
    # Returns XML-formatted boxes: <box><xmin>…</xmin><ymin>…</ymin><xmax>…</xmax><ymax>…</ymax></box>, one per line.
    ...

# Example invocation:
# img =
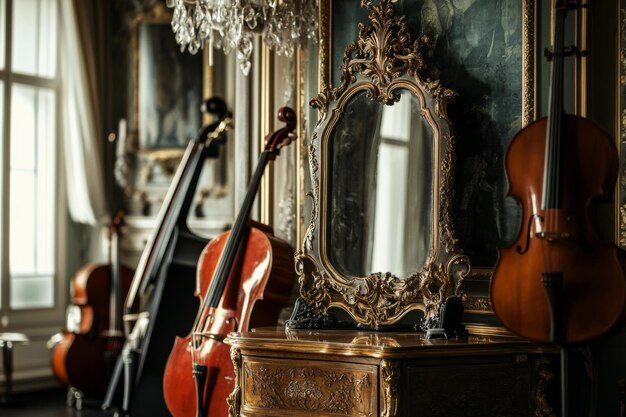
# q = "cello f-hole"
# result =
<box><xmin>516</xmin><ymin>214</ymin><xmax>543</xmax><ymax>254</ymax></box>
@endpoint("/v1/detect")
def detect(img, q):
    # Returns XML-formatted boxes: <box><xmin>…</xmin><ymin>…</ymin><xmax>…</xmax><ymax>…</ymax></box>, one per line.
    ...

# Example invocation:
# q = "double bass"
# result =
<box><xmin>102</xmin><ymin>97</ymin><xmax>232</xmax><ymax>417</ymax></box>
<box><xmin>162</xmin><ymin>107</ymin><xmax>297</xmax><ymax>417</ymax></box>
<box><xmin>491</xmin><ymin>1</ymin><xmax>626</xmax><ymax>415</ymax></box>
<box><xmin>50</xmin><ymin>211</ymin><xmax>134</xmax><ymax>398</ymax></box>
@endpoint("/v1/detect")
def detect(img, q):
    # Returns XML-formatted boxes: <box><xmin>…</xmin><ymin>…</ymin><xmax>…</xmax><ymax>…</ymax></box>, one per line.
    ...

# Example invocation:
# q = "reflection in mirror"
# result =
<box><xmin>328</xmin><ymin>90</ymin><xmax>433</xmax><ymax>278</ymax></box>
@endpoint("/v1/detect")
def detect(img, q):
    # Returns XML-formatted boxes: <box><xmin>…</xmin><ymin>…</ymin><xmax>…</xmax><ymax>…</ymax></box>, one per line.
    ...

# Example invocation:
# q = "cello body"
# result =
<box><xmin>491</xmin><ymin>115</ymin><xmax>626</xmax><ymax>343</ymax></box>
<box><xmin>50</xmin><ymin>262</ymin><xmax>134</xmax><ymax>396</ymax></box>
<box><xmin>163</xmin><ymin>227</ymin><xmax>294</xmax><ymax>417</ymax></box>
<box><xmin>163</xmin><ymin>106</ymin><xmax>297</xmax><ymax>417</ymax></box>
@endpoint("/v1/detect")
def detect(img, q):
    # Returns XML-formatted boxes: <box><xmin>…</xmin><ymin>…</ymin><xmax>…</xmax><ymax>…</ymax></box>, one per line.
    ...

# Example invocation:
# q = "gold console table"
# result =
<box><xmin>225</xmin><ymin>328</ymin><xmax>557</xmax><ymax>417</ymax></box>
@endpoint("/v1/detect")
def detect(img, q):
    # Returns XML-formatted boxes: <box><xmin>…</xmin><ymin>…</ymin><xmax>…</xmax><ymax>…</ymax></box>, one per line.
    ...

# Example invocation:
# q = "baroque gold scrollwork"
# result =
<box><xmin>227</xmin><ymin>347</ymin><xmax>242</xmax><ymax>417</ymax></box>
<box><xmin>619</xmin><ymin>4</ymin><xmax>626</xmax><ymax>248</ymax></box>
<box><xmin>533</xmin><ymin>357</ymin><xmax>556</xmax><ymax>417</ymax></box>
<box><xmin>311</xmin><ymin>0</ymin><xmax>453</xmax><ymax>113</ymax></box>
<box><xmin>242</xmin><ymin>360</ymin><xmax>375</xmax><ymax>416</ymax></box>
<box><xmin>296</xmin><ymin>0</ymin><xmax>469</xmax><ymax>329</ymax></box>
<box><xmin>381</xmin><ymin>360</ymin><xmax>400</xmax><ymax>417</ymax></box>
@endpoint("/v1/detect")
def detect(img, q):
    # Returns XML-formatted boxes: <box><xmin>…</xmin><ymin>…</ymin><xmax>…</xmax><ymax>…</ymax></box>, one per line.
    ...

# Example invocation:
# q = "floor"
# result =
<box><xmin>1</xmin><ymin>389</ymin><xmax>116</xmax><ymax>417</ymax></box>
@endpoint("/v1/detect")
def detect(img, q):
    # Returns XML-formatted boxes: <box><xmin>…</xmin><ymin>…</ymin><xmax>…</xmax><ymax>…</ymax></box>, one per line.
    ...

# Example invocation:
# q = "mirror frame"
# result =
<box><xmin>295</xmin><ymin>0</ymin><xmax>470</xmax><ymax>329</ymax></box>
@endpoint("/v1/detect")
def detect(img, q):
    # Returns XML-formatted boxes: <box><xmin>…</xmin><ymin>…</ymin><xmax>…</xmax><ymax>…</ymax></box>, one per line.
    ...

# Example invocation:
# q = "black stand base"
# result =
<box><xmin>0</xmin><ymin>395</ymin><xmax>23</xmax><ymax>407</ymax></box>
<box><xmin>287</xmin><ymin>296</ymin><xmax>467</xmax><ymax>334</ymax></box>
<box><xmin>425</xmin><ymin>296</ymin><xmax>467</xmax><ymax>339</ymax></box>
<box><xmin>285</xmin><ymin>298</ymin><xmax>343</xmax><ymax>330</ymax></box>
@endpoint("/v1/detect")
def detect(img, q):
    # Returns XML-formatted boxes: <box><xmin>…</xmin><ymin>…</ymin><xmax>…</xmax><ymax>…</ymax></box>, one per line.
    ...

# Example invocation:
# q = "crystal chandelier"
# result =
<box><xmin>166</xmin><ymin>0</ymin><xmax>318</xmax><ymax>75</ymax></box>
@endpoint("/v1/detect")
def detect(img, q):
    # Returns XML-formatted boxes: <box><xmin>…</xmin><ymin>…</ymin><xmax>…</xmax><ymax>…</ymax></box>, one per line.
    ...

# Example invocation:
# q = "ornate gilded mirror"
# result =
<box><xmin>289</xmin><ymin>0</ymin><xmax>470</xmax><ymax>330</ymax></box>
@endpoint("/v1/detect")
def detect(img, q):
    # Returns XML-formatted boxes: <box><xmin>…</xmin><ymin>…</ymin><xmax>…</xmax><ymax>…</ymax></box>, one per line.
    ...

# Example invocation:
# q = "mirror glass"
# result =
<box><xmin>328</xmin><ymin>89</ymin><xmax>433</xmax><ymax>278</ymax></box>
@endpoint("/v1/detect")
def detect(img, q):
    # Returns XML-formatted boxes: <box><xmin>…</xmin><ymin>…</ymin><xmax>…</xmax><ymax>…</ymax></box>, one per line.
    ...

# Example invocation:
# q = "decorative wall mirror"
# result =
<box><xmin>288</xmin><ymin>0</ymin><xmax>470</xmax><ymax>330</ymax></box>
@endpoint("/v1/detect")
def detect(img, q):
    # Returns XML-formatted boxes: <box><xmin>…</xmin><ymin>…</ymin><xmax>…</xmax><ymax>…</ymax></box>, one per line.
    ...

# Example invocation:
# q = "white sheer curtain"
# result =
<box><xmin>59</xmin><ymin>0</ymin><xmax>107</xmax><ymax>226</ymax></box>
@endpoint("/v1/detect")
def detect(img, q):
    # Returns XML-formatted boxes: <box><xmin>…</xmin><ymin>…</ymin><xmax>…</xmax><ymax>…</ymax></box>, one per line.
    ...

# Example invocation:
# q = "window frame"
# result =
<box><xmin>0</xmin><ymin>0</ymin><xmax>66</xmax><ymax>331</ymax></box>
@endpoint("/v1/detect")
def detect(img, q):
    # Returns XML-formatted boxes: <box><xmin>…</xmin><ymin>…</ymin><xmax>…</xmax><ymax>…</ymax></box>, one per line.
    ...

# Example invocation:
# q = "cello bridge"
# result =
<box><xmin>536</xmin><ymin>231</ymin><xmax>570</xmax><ymax>242</ymax></box>
<box><xmin>191</xmin><ymin>332</ymin><xmax>225</xmax><ymax>342</ymax></box>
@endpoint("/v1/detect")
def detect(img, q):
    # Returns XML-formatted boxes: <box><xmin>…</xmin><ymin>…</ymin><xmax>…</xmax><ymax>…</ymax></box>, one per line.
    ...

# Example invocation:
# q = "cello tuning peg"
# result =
<box><xmin>285</xmin><ymin>132</ymin><xmax>297</xmax><ymax>146</ymax></box>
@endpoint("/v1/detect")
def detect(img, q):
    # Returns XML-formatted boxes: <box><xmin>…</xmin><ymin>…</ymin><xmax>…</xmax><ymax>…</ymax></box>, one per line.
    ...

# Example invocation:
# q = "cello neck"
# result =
<box><xmin>542</xmin><ymin>2</ymin><xmax>567</xmax><ymax>210</ymax></box>
<box><xmin>204</xmin><ymin>151</ymin><xmax>273</xmax><ymax>309</ymax></box>
<box><xmin>200</xmin><ymin>106</ymin><xmax>296</xmax><ymax>312</ymax></box>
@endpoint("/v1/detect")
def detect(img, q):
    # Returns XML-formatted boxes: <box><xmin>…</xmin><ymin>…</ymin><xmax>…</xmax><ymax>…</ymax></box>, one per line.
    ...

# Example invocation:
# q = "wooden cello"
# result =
<box><xmin>491</xmin><ymin>1</ymin><xmax>626</xmax><ymax>415</ymax></box>
<box><xmin>162</xmin><ymin>107</ymin><xmax>297</xmax><ymax>417</ymax></box>
<box><xmin>491</xmin><ymin>0</ymin><xmax>625</xmax><ymax>345</ymax></box>
<box><xmin>50</xmin><ymin>211</ymin><xmax>134</xmax><ymax>397</ymax></box>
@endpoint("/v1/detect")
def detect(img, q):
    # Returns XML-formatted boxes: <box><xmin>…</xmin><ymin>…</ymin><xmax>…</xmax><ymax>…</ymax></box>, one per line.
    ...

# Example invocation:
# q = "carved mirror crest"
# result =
<box><xmin>290</xmin><ymin>0</ymin><xmax>470</xmax><ymax>330</ymax></box>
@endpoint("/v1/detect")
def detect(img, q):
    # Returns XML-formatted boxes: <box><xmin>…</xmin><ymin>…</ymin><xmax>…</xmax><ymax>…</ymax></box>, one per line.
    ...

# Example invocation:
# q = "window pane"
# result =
<box><xmin>10</xmin><ymin>171</ymin><xmax>35</xmax><ymax>274</ymax></box>
<box><xmin>37</xmin><ymin>0</ymin><xmax>57</xmax><ymax>77</ymax></box>
<box><xmin>0</xmin><ymin>81</ymin><xmax>3</xmax><ymax>310</ymax></box>
<box><xmin>10</xmin><ymin>84</ymin><xmax>36</xmax><ymax>170</ymax></box>
<box><xmin>12</xmin><ymin>0</ymin><xmax>57</xmax><ymax>77</ymax></box>
<box><xmin>10</xmin><ymin>275</ymin><xmax>54</xmax><ymax>309</ymax></box>
<box><xmin>0</xmin><ymin>0</ymin><xmax>6</xmax><ymax>70</ymax></box>
<box><xmin>36</xmin><ymin>88</ymin><xmax>55</xmax><ymax>273</ymax></box>
<box><xmin>9</xmin><ymin>84</ymin><xmax>56</xmax><ymax>309</ymax></box>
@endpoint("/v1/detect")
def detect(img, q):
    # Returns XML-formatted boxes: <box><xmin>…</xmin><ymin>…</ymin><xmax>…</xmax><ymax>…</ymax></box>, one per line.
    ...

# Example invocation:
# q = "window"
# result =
<box><xmin>0</xmin><ymin>0</ymin><xmax>60</xmax><ymax>321</ymax></box>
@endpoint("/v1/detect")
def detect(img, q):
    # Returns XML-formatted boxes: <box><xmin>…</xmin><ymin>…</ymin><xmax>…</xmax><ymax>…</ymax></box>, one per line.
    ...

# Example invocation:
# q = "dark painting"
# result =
<box><xmin>138</xmin><ymin>23</ymin><xmax>202</xmax><ymax>149</ymax></box>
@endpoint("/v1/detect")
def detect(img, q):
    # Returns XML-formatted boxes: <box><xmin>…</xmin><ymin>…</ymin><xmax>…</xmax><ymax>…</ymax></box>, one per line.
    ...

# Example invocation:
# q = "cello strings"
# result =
<box><xmin>191</xmin><ymin>151</ymin><xmax>271</xmax><ymax>350</ymax></box>
<box><xmin>541</xmin><ymin>3</ymin><xmax>566</xmax><ymax>343</ymax></box>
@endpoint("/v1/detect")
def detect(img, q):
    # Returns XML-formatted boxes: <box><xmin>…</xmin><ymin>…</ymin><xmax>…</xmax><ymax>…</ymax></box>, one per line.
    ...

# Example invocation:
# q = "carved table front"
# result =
<box><xmin>225</xmin><ymin>328</ymin><xmax>558</xmax><ymax>417</ymax></box>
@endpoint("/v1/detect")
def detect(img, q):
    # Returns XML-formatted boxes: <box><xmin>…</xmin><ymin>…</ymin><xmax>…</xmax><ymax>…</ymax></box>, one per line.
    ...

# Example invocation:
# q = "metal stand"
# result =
<box><xmin>542</xmin><ymin>272</ymin><xmax>568</xmax><ymax>417</ymax></box>
<box><xmin>285</xmin><ymin>298</ymin><xmax>341</xmax><ymax>330</ymax></box>
<box><xmin>425</xmin><ymin>296</ymin><xmax>467</xmax><ymax>339</ymax></box>
<box><xmin>0</xmin><ymin>333</ymin><xmax>28</xmax><ymax>407</ymax></box>
<box><xmin>66</xmin><ymin>387</ymin><xmax>84</xmax><ymax>410</ymax></box>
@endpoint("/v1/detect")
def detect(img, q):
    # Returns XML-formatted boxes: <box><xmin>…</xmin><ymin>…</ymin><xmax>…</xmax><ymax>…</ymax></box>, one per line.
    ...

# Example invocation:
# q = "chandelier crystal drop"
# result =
<box><xmin>167</xmin><ymin>0</ymin><xmax>318</xmax><ymax>75</ymax></box>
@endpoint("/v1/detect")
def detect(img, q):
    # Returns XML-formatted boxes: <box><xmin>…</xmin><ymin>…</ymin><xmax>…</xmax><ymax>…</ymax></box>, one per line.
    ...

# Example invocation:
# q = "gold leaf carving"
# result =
<box><xmin>243</xmin><ymin>361</ymin><xmax>374</xmax><ymax>416</ymax></box>
<box><xmin>616</xmin><ymin>1</ymin><xmax>626</xmax><ymax>249</ymax></box>
<box><xmin>227</xmin><ymin>347</ymin><xmax>242</xmax><ymax>417</ymax></box>
<box><xmin>381</xmin><ymin>360</ymin><xmax>400</xmax><ymax>417</ymax></box>
<box><xmin>533</xmin><ymin>357</ymin><xmax>556</xmax><ymax>417</ymax></box>
<box><xmin>312</xmin><ymin>0</ymin><xmax>452</xmax><ymax>110</ymax></box>
<box><xmin>620</xmin><ymin>205</ymin><xmax>626</xmax><ymax>247</ymax></box>
<box><xmin>464</xmin><ymin>297</ymin><xmax>492</xmax><ymax>313</ymax></box>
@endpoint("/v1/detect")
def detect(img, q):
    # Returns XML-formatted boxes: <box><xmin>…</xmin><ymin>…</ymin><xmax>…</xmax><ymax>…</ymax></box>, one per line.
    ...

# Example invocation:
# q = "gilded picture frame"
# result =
<box><xmin>317</xmin><ymin>0</ymin><xmax>537</xmax><ymax>329</ymax></box>
<box><xmin>130</xmin><ymin>2</ymin><xmax>211</xmax><ymax>154</ymax></box>
<box><xmin>618</xmin><ymin>0</ymin><xmax>626</xmax><ymax>248</ymax></box>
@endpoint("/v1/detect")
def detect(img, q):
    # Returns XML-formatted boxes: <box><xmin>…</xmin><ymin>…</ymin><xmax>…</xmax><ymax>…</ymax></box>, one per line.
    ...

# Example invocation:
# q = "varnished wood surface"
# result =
<box><xmin>492</xmin><ymin>116</ymin><xmax>626</xmax><ymax>343</ymax></box>
<box><xmin>163</xmin><ymin>229</ymin><xmax>296</xmax><ymax>417</ymax></box>
<box><xmin>226</xmin><ymin>328</ymin><xmax>560</xmax><ymax>417</ymax></box>
<box><xmin>225</xmin><ymin>327</ymin><xmax>556</xmax><ymax>359</ymax></box>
